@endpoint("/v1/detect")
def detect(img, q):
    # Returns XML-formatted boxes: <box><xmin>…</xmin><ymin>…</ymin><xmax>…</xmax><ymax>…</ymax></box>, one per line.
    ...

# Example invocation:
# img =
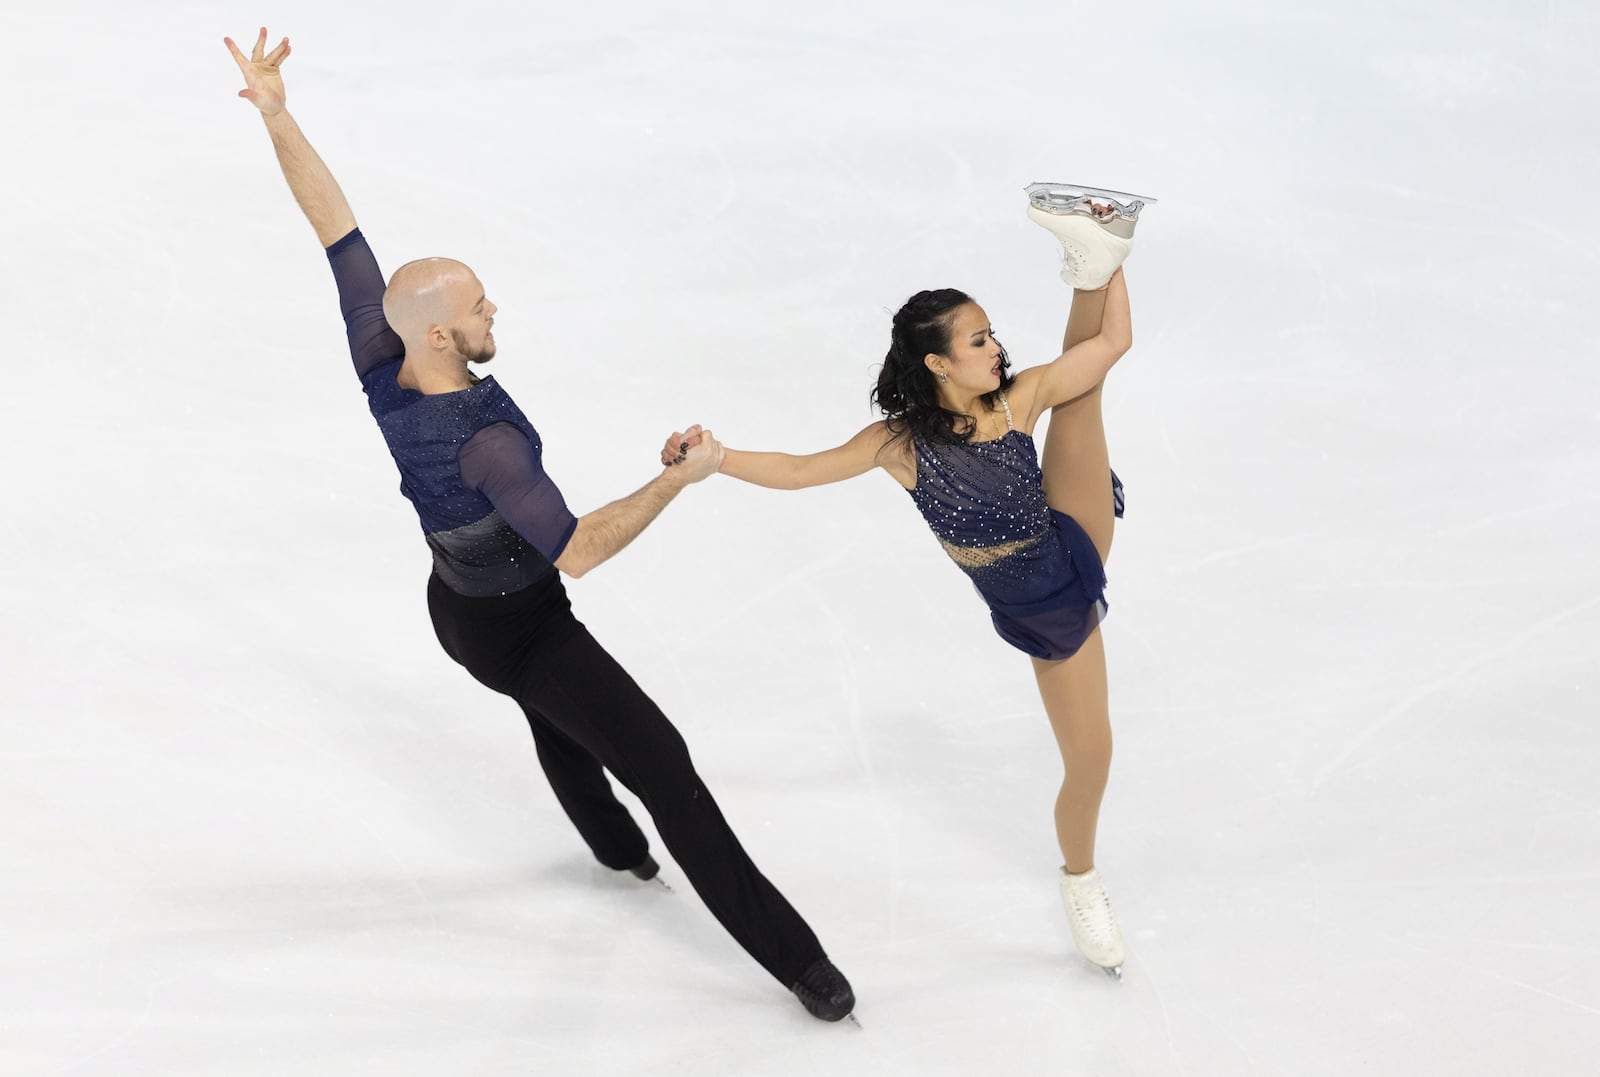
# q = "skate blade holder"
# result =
<box><xmin>1025</xmin><ymin>182</ymin><xmax>1157</xmax><ymax>222</ymax></box>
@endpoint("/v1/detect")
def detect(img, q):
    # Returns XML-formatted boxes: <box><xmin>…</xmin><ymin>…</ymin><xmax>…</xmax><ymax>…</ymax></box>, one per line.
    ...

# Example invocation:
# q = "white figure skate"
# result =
<box><xmin>1025</xmin><ymin>182</ymin><xmax>1157</xmax><ymax>291</ymax></box>
<box><xmin>1059</xmin><ymin>867</ymin><xmax>1126</xmax><ymax>980</ymax></box>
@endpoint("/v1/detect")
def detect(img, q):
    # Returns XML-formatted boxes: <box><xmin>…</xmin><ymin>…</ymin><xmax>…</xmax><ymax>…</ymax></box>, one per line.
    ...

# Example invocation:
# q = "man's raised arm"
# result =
<box><xmin>225</xmin><ymin>28</ymin><xmax>356</xmax><ymax>247</ymax></box>
<box><xmin>228</xmin><ymin>29</ymin><xmax>399</xmax><ymax>377</ymax></box>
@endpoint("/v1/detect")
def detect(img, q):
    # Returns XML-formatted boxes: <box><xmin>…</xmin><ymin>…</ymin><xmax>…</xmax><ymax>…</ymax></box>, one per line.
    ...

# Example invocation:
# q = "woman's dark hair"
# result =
<box><xmin>871</xmin><ymin>288</ymin><xmax>1013</xmax><ymax>447</ymax></box>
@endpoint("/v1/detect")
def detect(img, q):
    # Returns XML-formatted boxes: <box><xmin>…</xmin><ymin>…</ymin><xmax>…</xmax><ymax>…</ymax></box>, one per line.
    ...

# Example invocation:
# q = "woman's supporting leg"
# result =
<box><xmin>1032</xmin><ymin>630</ymin><xmax>1112</xmax><ymax>871</ymax></box>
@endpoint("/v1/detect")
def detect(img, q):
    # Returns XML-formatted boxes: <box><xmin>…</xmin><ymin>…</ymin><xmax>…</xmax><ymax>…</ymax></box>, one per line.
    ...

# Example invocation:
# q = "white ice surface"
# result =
<box><xmin>4</xmin><ymin>1</ymin><xmax>1599</xmax><ymax>1074</ymax></box>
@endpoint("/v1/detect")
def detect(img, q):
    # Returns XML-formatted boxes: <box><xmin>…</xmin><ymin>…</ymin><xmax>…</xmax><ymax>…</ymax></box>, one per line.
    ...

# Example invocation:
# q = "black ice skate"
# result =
<box><xmin>790</xmin><ymin>957</ymin><xmax>858</xmax><ymax>1024</ymax></box>
<box><xmin>624</xmin><ymin>853</ymin><xmax>673</xmax><ymax>892</ymax></box>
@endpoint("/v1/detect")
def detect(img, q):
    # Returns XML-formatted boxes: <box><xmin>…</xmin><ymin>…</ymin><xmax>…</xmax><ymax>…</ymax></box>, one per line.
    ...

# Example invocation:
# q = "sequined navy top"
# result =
<box><xmin>906</xmin><ymin>396</ymin><xmax>1072</xmax><ymax>608</ymax></box>
<box><xmin>326</xmin><ymin>229</ymin><xmax>578</xmax><ymax>597</ymax></box>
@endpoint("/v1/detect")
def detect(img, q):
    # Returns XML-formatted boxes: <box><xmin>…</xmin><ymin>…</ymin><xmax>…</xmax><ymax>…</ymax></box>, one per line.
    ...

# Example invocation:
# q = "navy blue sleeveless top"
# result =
<box><xmin>905</xmin><ymin>397</ymin><xmax>1115</xmax><ymax>661</ymax></box>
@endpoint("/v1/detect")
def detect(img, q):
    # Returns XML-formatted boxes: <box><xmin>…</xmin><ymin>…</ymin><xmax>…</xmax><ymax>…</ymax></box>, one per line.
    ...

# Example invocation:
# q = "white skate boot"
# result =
<box><xmin>1059</xmin><ymin>866</ymin><xmax>1126</xmax><ymax>980</ymax></box>
<box><xmin>1025</xmin><ymin>182</ymin><xmax>1156</xmax><ymax>291</ymax></box>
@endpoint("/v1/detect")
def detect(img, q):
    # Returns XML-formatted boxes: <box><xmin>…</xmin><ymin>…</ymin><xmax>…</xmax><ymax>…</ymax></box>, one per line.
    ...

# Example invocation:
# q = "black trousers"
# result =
<box><xmin>426</xmin><ymin>572</ymin><xmax>825</xmax><ymax>987</ymax></box>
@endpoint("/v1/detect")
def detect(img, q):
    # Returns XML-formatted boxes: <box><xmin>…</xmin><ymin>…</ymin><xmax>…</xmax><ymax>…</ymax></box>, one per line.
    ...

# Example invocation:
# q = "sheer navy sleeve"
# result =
<box><xmin>326</xmin><ymin>229</ymin><xmax>404</xmax><ymax>378</ymax></box>
<box><xmin>458</xmin><ymin>423</ymin><xmax>580</xmax><ymax>562</ymax></box>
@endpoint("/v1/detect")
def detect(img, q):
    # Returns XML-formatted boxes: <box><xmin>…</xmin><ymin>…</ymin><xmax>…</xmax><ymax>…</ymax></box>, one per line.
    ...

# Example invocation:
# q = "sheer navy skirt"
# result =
<box><xmin>965</xmin><ymin>472</ymin><xmax>1124</xmax><ymax>662</ymax></box>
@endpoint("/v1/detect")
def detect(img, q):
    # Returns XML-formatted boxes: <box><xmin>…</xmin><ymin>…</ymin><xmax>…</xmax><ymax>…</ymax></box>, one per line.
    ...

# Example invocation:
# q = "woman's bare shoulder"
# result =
<box><xmin>1003</xmin><ymin>366</ymin><xmax>1050</xmax><ymax>433</ymax></box>
<box><xmin>858</xmin><ymin>419</ymin><xmax>916</xmax><ymax>489</ymax></box>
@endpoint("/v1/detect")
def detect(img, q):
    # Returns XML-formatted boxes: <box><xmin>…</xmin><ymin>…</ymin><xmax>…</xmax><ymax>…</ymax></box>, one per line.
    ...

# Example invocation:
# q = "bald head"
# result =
<box><xmin>383</xmin><ymin>257</ymin><xmax>480</xmax><ymax>347</ymax></box>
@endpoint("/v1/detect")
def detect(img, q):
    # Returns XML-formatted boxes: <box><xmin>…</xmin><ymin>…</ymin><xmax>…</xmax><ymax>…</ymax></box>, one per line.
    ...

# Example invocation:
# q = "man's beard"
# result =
<box><xmin>452</xmin><ymin>328</ymin><xmax>496</xmax><ymax>364</ymax></box>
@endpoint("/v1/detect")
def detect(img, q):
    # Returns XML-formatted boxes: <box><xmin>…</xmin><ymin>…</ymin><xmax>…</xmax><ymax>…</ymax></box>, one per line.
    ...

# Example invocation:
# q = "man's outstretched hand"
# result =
<box><xmin>225</xmin><ymin>27</ymin><xmax>291</xmax><ymax>117</ymax></box>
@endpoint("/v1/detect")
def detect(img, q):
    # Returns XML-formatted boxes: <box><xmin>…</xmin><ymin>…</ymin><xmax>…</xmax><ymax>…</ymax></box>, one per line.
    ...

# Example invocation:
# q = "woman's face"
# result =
<box><xmin>929</xmin><ymin>302</ymin><xmax>1004</xmax><ymax>395</ymax></box>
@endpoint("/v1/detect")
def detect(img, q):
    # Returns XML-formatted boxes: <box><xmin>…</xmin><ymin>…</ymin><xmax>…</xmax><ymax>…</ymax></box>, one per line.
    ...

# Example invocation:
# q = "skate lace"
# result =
<box><xmin>1067</xmin><ymin>876</ymin><xmax>1120</xmax><ymax>944</ymax></box>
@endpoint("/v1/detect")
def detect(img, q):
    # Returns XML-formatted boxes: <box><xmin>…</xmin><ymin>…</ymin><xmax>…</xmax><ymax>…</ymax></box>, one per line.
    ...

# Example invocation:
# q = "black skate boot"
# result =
<box><xmin>790</xmin><ymin>958</ymin><xmax>855</xmax><ymax>1022</ymax></box>
<box><xmin>627</xmin><ymin>854</ymin><xmax>660</xmax><ymax>881</ymax></box>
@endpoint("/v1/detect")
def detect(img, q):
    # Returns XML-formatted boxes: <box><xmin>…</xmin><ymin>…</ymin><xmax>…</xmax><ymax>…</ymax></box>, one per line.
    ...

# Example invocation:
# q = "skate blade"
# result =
<box><xmin>1102</xmin><ymin>964</ymin><xmax>1124</xmax><ymax>983</ymax></box>
<box><xmin>846</xmin><ymin>1012</ymin><xmax>864</xmax><ymax>1030</ymax></box>
<box><xmin>650</xmin><ymin>877</ymin><xmax>675</xmax><ymax>894</ymax></box>
<box><xmin>1025</xmin><ymin>182</ymin><xmax>1157</xmax><ymax>220</ymax></box>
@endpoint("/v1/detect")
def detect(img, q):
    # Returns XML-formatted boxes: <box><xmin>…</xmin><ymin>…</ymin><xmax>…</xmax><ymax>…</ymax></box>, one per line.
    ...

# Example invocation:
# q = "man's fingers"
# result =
<box><xmin>224</xmin><ymin>30</ymin><xmax>287</xmax><ymax>73</ymax></box>
<box><xmin>224</xmin><ymin>36</ymin><xmax>250</xmax><ymax>71</ymax></box>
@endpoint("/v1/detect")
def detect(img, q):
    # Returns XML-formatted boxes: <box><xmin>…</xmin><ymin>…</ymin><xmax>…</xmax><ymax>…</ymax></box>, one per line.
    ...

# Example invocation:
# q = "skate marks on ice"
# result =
<box><xmin>1309</xmin><ymin>588</ymin><xmax>1600</xmax><ymax>789</ymax></box>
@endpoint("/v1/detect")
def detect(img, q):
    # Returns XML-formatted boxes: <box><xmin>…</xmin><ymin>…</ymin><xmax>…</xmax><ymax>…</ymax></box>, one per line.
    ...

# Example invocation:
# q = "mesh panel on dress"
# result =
<box><xmin>909</xmin><ymin>432</ymin><xmax>1051</xmax><ymax>553</ymax></box>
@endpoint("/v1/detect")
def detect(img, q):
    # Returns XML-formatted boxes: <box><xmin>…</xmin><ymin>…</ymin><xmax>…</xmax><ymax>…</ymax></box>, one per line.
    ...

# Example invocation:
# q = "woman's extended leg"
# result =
<box><xmin>1038</xmin><ymin>281</ymin><xmax>1118</xmax><ymax>564</ymax></box>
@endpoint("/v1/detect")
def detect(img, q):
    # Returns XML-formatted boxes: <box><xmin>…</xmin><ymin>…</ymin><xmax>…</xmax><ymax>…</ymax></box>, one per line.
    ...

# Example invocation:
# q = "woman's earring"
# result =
<box><xmin>937</xmin><ymin>371</ymin><xmax>948</xmax><ymax>384</ymax></box>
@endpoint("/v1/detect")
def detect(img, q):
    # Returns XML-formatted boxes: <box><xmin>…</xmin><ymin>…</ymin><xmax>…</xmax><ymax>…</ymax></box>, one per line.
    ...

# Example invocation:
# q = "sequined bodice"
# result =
<box><xmin>896</xmin><ymin>394</ymin><xmax>1120</xmax><ymax>661</ymax></box>
<box><xmin>907</xmin><ymin>430</ymin><xmax>1052</xmax><ymax>563</ymax></box>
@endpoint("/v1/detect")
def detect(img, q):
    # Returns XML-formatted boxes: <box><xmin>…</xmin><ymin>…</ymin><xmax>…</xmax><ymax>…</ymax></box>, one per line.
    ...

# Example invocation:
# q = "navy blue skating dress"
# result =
<box><xmin>907</xmin><ymin>395</ymin><xmax>1124</xmax><ymax>661</ymax></box>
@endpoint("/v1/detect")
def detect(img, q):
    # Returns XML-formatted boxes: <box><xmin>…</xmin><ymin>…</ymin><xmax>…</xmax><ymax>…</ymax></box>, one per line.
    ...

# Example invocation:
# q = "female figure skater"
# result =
<box><xmin>665</xmin><ymin>199</ymin><xmax>1142</xmax><ymax>976</ymax></box>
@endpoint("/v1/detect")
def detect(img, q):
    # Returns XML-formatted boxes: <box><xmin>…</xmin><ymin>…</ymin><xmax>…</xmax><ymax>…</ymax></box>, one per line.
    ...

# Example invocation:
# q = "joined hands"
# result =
<box><xmin>661</xmin><ymin>425</ymin><xmax>722</xmax><ymax>479</ymax></box>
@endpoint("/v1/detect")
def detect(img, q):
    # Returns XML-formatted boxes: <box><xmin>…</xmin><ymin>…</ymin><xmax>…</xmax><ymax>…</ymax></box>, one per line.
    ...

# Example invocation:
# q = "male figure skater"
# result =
<box><xmin>224</xmin><ymin>27</ymin><xmax>854</xmax><ymax>1021</ymax></box>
